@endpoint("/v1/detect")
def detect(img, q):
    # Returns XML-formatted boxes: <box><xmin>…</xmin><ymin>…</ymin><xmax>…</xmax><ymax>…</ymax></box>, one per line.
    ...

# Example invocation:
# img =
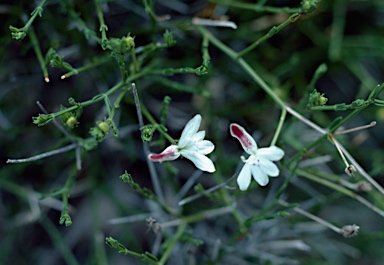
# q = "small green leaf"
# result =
<box><xmin>163</xmin><ymin>30</ymin><xmax>177</xmax><ymax>47</ymax></box>
<box><xmin>32</xmin><ymin>113</ymin><xmax>55</xmax><ymax>126</ymax></box>
<box><xmin>59</xmin><ymin>213</ymin><xmax>72</xmax><ymax>226</ymax></box>
<box><xmin>307</xmin><ymin>89</ymin><xmax>328</xmax><ymax>107</ymax></box>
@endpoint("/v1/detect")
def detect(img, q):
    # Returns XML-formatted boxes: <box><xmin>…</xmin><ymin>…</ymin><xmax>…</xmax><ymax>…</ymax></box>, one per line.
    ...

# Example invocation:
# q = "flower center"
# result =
<box><xmin>241</xmin><ymin>154</ymin><xmax>260</xmax><ymax>166</ymax></box>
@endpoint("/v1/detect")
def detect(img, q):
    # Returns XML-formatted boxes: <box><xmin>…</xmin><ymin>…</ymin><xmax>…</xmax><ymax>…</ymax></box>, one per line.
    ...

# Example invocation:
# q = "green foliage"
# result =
<box><xmin>2</xmin><ymin>0</ymin><xmax>384</xmax><ymax>265</ymax></box>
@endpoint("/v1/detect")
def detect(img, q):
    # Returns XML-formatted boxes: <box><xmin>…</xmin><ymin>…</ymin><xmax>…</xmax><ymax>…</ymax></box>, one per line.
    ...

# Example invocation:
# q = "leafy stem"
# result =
<box><xmin>105</xmin><ymin>237</ymin><xmax>159</xmax><ymax>264</ymax></box>
<box><xmin>94</xmin><ymin>0</ymin><xmax>108</xmax><ymax>47</ymax></box>
<box><xmin>158</xmin><ymin>223</ymin><xmax>187</xmax><ymax>264</ymax></box>
<box><xmin>9</xmin><ymin>0</ymin><xmax>48</xmax><ymax>40</ymax></box>
<box><xmin>28</xmin><ymin>26</ymin><xmax>49</xmax><ymax>82</ymax></box>
<box><xmin>61</xmin><ymin>56</ymin><xmax>110</xmax><ymax>79</ymax></box>
<box><xmin>237</xmin><ymin>12</ymin><xmax>302</xmax><ymax>58</ymax></box>
<box><xmin>197</xmin><ymin>26</ymin><xmax>287</xmax><ymax>145</ymax></box>
<box><xmin>33</xmin><ymin>71</ymin><xmax>146</xmax><ymax>126</ymax></box>
<box><xmin>209</xmin><ymin>0</ymin><xmax>301</xmax><ymax>13</ymax></box>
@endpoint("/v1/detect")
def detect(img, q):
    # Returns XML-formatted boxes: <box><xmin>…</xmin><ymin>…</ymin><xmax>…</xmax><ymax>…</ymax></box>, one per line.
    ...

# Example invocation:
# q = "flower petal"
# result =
<box><xmin>250</xmin><ymin>163</ymin><xmax>269</xmax><ymax>186</ymax></box>
<box><xmin>237</xmin><ymin>162</ymin><xmax>252</xmax><ymax>191</ymax></box>
<box><xmin>258</xmin><ymin>146</ymin><xmax>284</xmax><ymax>161</ymax></box>
<box><xmin>148</xmin><ymin>145</ymin><xmax>180</xmax><ymax>162</ymax></box>
<box><xmin>181</xmin><ymin>149</ymin><xmax>215</xmax><ymax>173</ymax></box>
<box><xmin>179</xmin><ymin>114</ymin><xmax>201</xmax><ymax>147</ymax></box>
<box><xmin>196</xmin><ymin>140</ymin><xmax>215</xmax><ymax>155</ymax></box>
<box><xmin>259</xmin><ymin>157</ymin><xmax>280</xmax><ymax>177</ymax></box>
<box><xmin>230</xmin><ymin>123</ymin><xmax>257</xmax><ymax>155</ymax></box>
<box><xmin>192</xmin><ymin>131</ymin><xmax>205</xmax><ymax>142</ymax></box>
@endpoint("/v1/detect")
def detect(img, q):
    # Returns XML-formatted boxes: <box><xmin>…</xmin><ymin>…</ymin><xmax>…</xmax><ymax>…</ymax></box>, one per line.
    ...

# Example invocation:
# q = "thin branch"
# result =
<box><xmin>36</xmin><ymin>101</ymin><xmax>82</xmax><ymax>170</ymax></box>
<box><xmin>286</xmin><ymin>105</ymin><xmax>384</xmax><ymax>196</ymax></box>
<box><xmin>338</xmin><ymin>142</ymin><xmax>384</xmax><ymax>195</ymax></box>
<box><xmin>279</xmin><ymin>200</ymin><xmax>360</xmax><ymax>237</ymax></box>
<box><xmin>285</xmin><ymin>105</ymin><xmax>326</xmax><ymax>134</ymax></box>
<box><xmin>132</xmin><ymin>83</ymin><xmax>165</xmax><ymax>203</ymax></box>
<box><xmin>36</xmin><ymin>101</ymin><xmax>76</xmax><ymax>142</ymax></box>
<box><xmin>7</xmin><ymin>143</ymin><xmax>77</xmax><ymax>164</ymax></box>
<box><xmin>178</xmin><ymin>174</ymin><xmax>236</xmax><ymax>206</ymax></box>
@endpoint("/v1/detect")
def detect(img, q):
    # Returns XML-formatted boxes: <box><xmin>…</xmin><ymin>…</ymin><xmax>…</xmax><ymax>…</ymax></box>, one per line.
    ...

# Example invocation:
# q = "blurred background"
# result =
<box><xmin>1</xmin><ymin>0</ymin><xmax>384</xmax><ymax>264</ymax></box>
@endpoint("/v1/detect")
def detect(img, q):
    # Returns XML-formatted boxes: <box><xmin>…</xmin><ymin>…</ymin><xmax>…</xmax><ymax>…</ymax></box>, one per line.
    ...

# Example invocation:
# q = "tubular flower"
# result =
<box><xmin>148</xmin><ymin>114</ymin><xmax>215</xmax><ymax>173</ymax></box>
<box><xmin>230</xmin><ymin>123</ymin><xmax>284</xmax><ymax>190</ymax></box>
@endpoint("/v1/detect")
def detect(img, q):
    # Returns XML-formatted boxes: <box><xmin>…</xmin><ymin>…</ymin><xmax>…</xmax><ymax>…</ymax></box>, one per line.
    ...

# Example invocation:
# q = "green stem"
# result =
<box><xmin>25</xmin><ymin>0</ymin><xmax>48</xmax><ymax>28</ymax></box>
<box><xmin>310</xmin><ymin>102</ymin><xmax>368</xmax><ymax>111</ymax></box>
<box><xmin>140</xmin><ymin>103</ymin><xmax>175</xmax><ymax>143</ymax></box>
<box><xmin>66</xmin><ymin>4</ymin><xmax>101</xmax><ymax>42</ymax></box>
<box><xmin>297</xmin><ymin>63</ymin><xmax>328</xmax><ymax>111</ymax></box>
<box><xmin>151</xmin><ymin>76</ymin><xmax>208</xmax><ymax>95</ymax></box>
<box><xmin>368</xmin><ymin>83</ymin><xmax>384</xmax><ymax>100</ymax></box>
<box><xmin>297</xmin><ymin>168</ymin><xmax>384</xmax><ymax>218</ymax></box>
<box><xmin>271</xmin><ymin>107</ymin><xmax>287</xmax><ymax>146</ymax></box>
<box><xmin>28</xmin><ymin>26</ymin><xmax>49</xmax><ymax>82</ymax></box>
<box><xmin>259</xmin><ymin>159</ymin><xmax>301</xmax><ymax>216</ymax></box>
<box><xmin>40</xmin><ymin>214</ymin><xmax>80</xmax><ymax>265</ymax></box>
<box><xmin>143</xmin><ymin>0</ymin><xmax>159</xmax><ymax>22</ymax></box>
<box><xmin>61</xmin><ymin>56</ymin><xmax>110</xmax><ymax>79</ymax></box>
<box><xmin>159</xmin><ymin>223</ymin><xmax>187</xmax><ymax>264</ymax></box>
<box><xmin>51</xmin><ymin>82</ymin><xmax>124</xmax><ymax>119</ymax></box>
<box><xmin>237</xmin><ymin>13</ymin><xmax>302</xmax><ymax>58</ymax></box>
<box><xmin>209</xmin><ymin>0</ymin><xmax>301</xmax><ymax>13</ymax></box>
<box><xmin>328</xmin><ymin>0</ymin><xmax>346</xmax><ymax>61</ymax></box>
<box><xmin>59</xmin><ymin>167</ymin><xmax>77</xmax><ymax>226</ymax></box>
<box><xmin>9</xmin><ymin>0</ymin><xmax>48</xmax><ymax>40</ymax></box>
<box><xmin>0</xmin><ymin>177</ymin><xmax>33</xmax><ymax>199</ymax></box>
<box><xmin>201</xmin><ymin>34</ymin><xmax>210</xmax><ymax>67</ymax></box>
<box><xmin>328</xmin><ymin>108</ymin><xmax>365</xmax><ymax>134</ymax></box>
<box><xmin>148</xmin><ymin>67</ymin><xmax>197</xmax><ymax>75</ymax></box>
<box><xmin>105</xmin><ymin>237</ymin><xmax>159</xmax><ymax>264</ymax></box>
<box><xmin>94</xmin><ymin>0</ymin><xmax>108</xmax><ymax>44</ymax></box>
<box><xmin>41</xmin><ymin>71</ymin><xmax>146</xmax><ymax>124</ymax></box>
<box><xmin>286</xmin><ymin>133</ymin><xmax>328</xmax><ymax>168</ymax></box>
<box><xmin>130</xmin><ymin>45</ymin><xmax>139</xmax><ymax>73</ymax></box>
<box><xmin>198</xmin><ymin>26</ymin><xmax>288</xmax><ymax>145</ymax></box>
<box><xmin>213</xmin><ymin>171</ymin><xmax>244</xmax><ymax>230</ymax></box>
<box><xmin>374</xmin><ymin>99</ymin><xmax>384</xmax><ymax>106</ymax></box>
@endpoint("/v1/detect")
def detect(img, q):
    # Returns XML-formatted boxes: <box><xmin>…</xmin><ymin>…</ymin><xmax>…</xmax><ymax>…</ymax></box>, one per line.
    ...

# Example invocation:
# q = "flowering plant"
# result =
<box><xmin>230</xmin><ymin>123</ymin><xmax>284</xmax><ymax>190</ymax></box>
<box><xmin>148</xmin><ymin>114</ymin><xmax>216</xmax><ymax>173</ymax></box>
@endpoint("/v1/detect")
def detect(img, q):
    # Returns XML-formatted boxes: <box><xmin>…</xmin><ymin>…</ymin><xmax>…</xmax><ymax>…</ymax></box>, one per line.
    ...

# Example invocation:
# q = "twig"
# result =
<box><xmin>176</xmin><ymin>170</ymin><xmax>203</xmax><ymax>200</ymax></box>
<box><xmin>108</xmin><ymin>213</ymin><xmax>149</xmax><ymax>225</ymax></box>
<box><xmin>286</xmin><ymin>105</ymin><xmax>384</xmax><ymax>196</ymax></box>
<box><xmin>132</xmin><ymin>83</ymin><xmax>165</xmax><ymax>203</ymax></box>
<box><xmin>36</xmin><ymin>101</ymin><xmax>76</xmax><ymax>142</ymax></box>
<box><xmin>192</xmin><ymin>18</ymin><xmax>237</xmax><ymax>29</ymax></box>
<box><xmin>7</xmin><ymin>143</ymin><xmax>77</xmax><ymax>164</ymax></box>
<box><xmin>178</xmin><ymin>174</ymin><xmax>236</xmax><ymax>206</ymax></box>
<box><xmin>279</xmin><ymin>200</ymin><xmax>360</xmax><ymax>238</ymax></box>
<box><xmin>36</xmin><ymin>101</ymin><xmax>82</xmax><ymax>170</ymax></box>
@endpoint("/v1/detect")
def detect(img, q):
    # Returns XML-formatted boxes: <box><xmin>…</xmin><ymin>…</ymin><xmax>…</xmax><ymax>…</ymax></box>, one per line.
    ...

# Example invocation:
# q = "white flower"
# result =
<box><xmin>230</xmin><ymin>123</ymin><xmax>284</xmax><ymax>190</ymax></box>
<box><xmin>148</xmin><ymin>114</ymin><xmax>215</xmax><ymax>173</ymax></box>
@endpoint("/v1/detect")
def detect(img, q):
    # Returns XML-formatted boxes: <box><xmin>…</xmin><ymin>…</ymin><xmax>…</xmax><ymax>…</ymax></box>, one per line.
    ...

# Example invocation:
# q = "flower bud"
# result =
<box><xmin>340</xmin><ymin>224</ymin><xmax>360</xmax><ymax>238</ymax></box>
<box><xmin>90</xmin><ymin>127</ymin><xmax>105</xmax><ymax>141</ymax></box>
<box><xmin>124</xmin><ymin>36</ymin><xmax>135</xmax><ymax>49</ymax></box>
<box><xmin>308</xmin><ymin>89</ymin><xmax>328</xmax><ymax>107</ymax></box>
<box><xmin>301</xmin><ymin>0</ymin><xmax>318</xmax><ymax>12</ymax></box>
<box><xmin>66</xmin><ymin>116</ymin><xmax>78</xmax><ymax>128</ymax></box>
<box><xmin>97</xmin><ymin>121</ymin><xmax>110</xmax><ymax>133</ymax></box>
<box><xmin>32</xmin><ymin>113</ymin><xmax>55</xmax><ymax>126</ymax></box>
<box><xmin>163</xmin><ymin>30</ymin><xmax>176</xmax><ymax>47</ymax></box>
<box><xmin>345</xmin><ymin>164</ymin><xmax>356</xmax><ymax>176</ymax></box>
<box><xmin>356</xmin><ymin>181</ymin><xmax>372</xmax><ymax>192</ymax></box>
<box><xmin>141</xmin><ymin>125</ymin><xmax>154</xmax><ymax>142</ymax></box>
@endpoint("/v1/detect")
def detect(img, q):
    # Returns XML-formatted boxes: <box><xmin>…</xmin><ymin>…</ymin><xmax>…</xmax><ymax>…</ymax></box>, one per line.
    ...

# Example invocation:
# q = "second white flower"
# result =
<box><xmin>230</xmin><ymin>123</ymin><xmax>284</xmax><ymax>190</ymax></box>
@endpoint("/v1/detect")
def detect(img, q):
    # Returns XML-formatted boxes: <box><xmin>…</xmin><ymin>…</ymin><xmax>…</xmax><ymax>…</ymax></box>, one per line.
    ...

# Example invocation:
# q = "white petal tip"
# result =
<box><xmin>237</xmin><ymin>181</ymin><xmax>250</xmax><ymax>191</ymax></box>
